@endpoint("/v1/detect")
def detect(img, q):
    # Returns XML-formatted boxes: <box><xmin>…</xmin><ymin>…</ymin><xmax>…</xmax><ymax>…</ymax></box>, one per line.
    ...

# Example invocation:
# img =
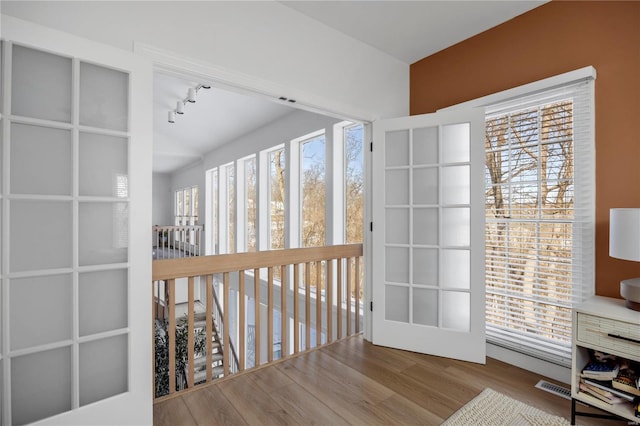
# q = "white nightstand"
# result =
<box><xmin>571</xmin><ymin>296</ymin><xmax>640</xmax><ymax>424</ymax></box>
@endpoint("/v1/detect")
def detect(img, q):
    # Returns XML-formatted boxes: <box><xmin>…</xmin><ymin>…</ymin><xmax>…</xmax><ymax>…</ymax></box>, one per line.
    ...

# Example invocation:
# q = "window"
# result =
<box><xmin>226</xmin><ymin>164</ymin><xmax>236</xmax><ymax>253</ymax></box>
<box><xmin>175</xmin><ymin>185</ymin><xmax>198</xmax><ymax>226</ymax></box>
<box><xmin>245</xmin><ymin>156</ymin><xmax>257</xmax><ymax>252</ymax></box>
<box><xmin>345</xmin><ymin>123</ymin><xmax>364</xmax><ymax>244</ymax></box>
<box><xmin>207</xmin><ymin>168</ymin><xmax>219</xmax><ymax>254</ymax></box>
<box><xmin>269</xmin><ymin>147</ymin><xmax>286</xmax><ymax>250</ymax></box>
<box><xmin>484</xmin><ymin>79</ymin><xmax>594</xmax><ymax>365</ymax></box>
<box><xmin>344</xmin><ymin>123</ymin><xmax>365</xmax><ymax>303</ymax></box>
<box><xmin>300</xmin><ymin>132</ymin><xmax>326</xmax><ymax>247</ymax></box>
<box><xmin>205</xmin><ymin>121</ymin><xmax>364</xmax><ymax>259</ymax></box>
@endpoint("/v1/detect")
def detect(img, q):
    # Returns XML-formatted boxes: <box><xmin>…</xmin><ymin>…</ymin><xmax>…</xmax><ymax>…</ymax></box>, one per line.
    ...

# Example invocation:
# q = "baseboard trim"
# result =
<box><xmin>487</xmin><ymin>342</ymin><xmax>571</xmax><ymax>384</ymax></box>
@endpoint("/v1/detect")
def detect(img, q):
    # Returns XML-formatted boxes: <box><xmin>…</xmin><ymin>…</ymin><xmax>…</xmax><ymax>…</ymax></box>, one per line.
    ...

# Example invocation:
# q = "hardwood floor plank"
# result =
<box><xmin>216</xmin><ymin>373</ymin><xmax>294</xmax><ymax>425</ymax></box>
<box><xmin>153</xmin><ymin>395</ymin><xmax>197</xmax><ymax>426</ymax></box>
<box><xmin>323</xmin><ymin>335</ymin><xmax>417</xmax><ymax>373</ymax></box>
<box><xmin>283</xmin><ymin>351</ymin><xmax>395</xmax><ymax>404</ymax></box>
<box><xmin>181</xmin><ymin>385</ymin><xmax>248</xmax><ymax>426</ymax></box>
<box><xmin>366</xmin><ymin>393</ymin><xmax>444</xmax><ymax>425</ymax></box>
<box><xmin>322</xmin><ymin>340</ymin><xmax>462</xmax><ymax>418</ymax></box>
<box><xmin>267</xmin><ymin>382</ymin><xmax>349</xmax><ymax>425</ymax></box>
<box><xmin>248</xmin><ymin>361</ymin><xmax>295</xmax><ymax>394</ymax></box>
<box><xmin>399</xmin><ymin>362</ymin><xmax>482</xmax><ymax>406</ymax></box>
<box><xmin>296</xmin><ymin>350</ymin><xmax>396</xmax><ymax>403</ymax></box>
<box><xmin>276</xmin><ymin>356</ymin><xmax>398</xmax><ymax>424</ymax></box>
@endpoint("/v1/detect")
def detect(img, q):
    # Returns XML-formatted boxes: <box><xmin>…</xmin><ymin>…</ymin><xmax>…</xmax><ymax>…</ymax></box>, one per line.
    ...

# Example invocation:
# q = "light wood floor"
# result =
<box><xmin>154</xmin><ymin>335</ymin><xmax>626</xmax><ymax>425</ymax></box>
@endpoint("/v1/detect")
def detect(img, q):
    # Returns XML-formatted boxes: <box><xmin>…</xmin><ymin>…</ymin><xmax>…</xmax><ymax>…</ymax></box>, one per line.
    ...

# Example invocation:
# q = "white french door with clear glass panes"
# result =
<box><xmin>372</xmin><ymin>108</ymin><xmax>485</xmax><ymax>363</ymax></box>
<box><xmin>0</xmin><ymin>16</ymin><xmax>153</xmax><ymax>425</ymax></box>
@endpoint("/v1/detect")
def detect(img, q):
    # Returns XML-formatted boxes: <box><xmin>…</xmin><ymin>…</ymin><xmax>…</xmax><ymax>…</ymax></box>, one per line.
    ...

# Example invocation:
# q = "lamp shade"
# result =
<box><xmin>610</xmin><ymin>208</ymin><xmax>640</xmax><ymax>261</ymax></box>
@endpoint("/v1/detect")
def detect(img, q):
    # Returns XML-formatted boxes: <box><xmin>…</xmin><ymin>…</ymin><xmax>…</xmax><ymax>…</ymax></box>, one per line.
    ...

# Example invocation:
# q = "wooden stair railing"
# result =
<box><xmin>152</xmin><ymin>244</ymin><xmax>363</xmax><ymax>401</ymax></box>
<box><xmin>153</xmin><ymin>225</ymin><xmax>203</xmax><ymax>259</ymax></box>
<box><xmin>211</xmin><ymin>281</ymin><xmax>240</xmax><ymax>376</ymax></box>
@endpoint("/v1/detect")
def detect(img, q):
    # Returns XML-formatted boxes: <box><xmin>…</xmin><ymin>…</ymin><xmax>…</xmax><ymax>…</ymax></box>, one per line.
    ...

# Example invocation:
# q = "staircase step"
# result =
<box><xmin>194</xmin><ymin>366</ymin><xmax>225</xmax><ymax>384</ymax></box>
<box><xmin>193</xmin><ymin>311</ymin><xmax>208</xmax><ymax>321</ymax></box>
<box><xmin>193</xmin><ymin>353</ymin><xmax>223</xmax><ymax>370</ymax></box>
<box><xmin>194</xmin><ymin>320</ymin><xmax>208</xmax><ymax>330</ymax></box>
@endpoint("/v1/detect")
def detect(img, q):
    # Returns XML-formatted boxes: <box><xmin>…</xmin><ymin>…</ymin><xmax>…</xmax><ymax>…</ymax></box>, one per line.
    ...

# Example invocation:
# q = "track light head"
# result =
<box><xmin>168</xmin><ymin>83</ymin><xmax>208</xmax><ymax>122</ymax></box>
<box><xmin>187</xmin><ymin>88</ymin><xmax>197</xmax><ymax>103</ymax></box>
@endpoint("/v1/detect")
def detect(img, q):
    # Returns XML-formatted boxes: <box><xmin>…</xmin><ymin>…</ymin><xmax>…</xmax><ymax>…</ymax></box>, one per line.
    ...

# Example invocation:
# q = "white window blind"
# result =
<box><xmin>484</xmin><ymin>79</ymin><xmax>595</xmax><ymax>366</ymax></box>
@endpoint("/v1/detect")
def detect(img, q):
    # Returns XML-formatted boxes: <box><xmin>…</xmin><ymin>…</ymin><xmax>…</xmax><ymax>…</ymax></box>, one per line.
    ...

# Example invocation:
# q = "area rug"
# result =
<box><xmin>441</xmin><ymin>388</ymin><xmax>570</xmax><ymax>426</ymax></box>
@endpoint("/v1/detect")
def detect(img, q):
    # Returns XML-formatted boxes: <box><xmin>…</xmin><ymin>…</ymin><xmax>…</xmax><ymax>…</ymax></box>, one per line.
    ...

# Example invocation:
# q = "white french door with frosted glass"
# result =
<box><xmin>372</xmin><ymin>108</ymin><xmax>486</xmax><ymax>363</ymax></box>
<box><xmin>0</xmin><ymin>16</ymin><xmax>152</xmax><ymax>425</ymax></box>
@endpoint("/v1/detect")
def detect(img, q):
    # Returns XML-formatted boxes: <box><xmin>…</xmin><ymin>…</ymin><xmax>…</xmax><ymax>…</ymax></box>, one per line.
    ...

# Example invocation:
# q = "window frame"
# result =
<box><xmin>296</xmin><ymin>129</ymin><xmax>326</xmax><ymax>248</ymax></box>
<box><xmin>204</xmin><ymin>121</ymin><xmax>364</xmax><ymax>257</ymax></box>
<box><xmin>174</xmin><ymin>185</ymin><xmax>198</xmax><ymax>226</ymax></box>
<box><xmin>342</xmin><ymin>122</ymin><xmax>365</xmax><ymax>245</ymax></box>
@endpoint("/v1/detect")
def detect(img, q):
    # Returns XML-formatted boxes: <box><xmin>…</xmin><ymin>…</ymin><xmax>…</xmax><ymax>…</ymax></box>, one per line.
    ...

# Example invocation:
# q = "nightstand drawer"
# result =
<box><xmin>577</xmin><ymin>312</ymin><xmax>640</xmax><ymax>359</ymax></box>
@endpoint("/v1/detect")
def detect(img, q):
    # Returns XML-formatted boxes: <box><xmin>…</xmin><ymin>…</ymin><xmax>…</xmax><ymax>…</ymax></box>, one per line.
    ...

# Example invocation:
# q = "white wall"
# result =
<box><xmin>152</xmin><ymin>172</ymin><xmax>173</xmax><ymax>225</ymax></box>
<box><xmin>1</xmin><ymin>1</ymin><xmax>409</xmax><ymax>121</ymax></box>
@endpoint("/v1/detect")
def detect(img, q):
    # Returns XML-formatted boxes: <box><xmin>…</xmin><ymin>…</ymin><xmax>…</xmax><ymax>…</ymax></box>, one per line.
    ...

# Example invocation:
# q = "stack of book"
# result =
<box><xmin>578</xmin><ymin>350</ymin><xmax>637</xmax><ymax>405</ymax></box>
<box><xmin>579</xmin><ymin>378</ymin><xmax>636</xmax><ymax>405</ymax></box>
<box><xmin>580</xmin><ymin>360</ymin><xmax>619</xmax><ymax>381</ymax></box>
<box><xmin>612</xmin><ymin>365</ymin><xmax>640</xmax><ymax>397</ymax></box>
<box><xmin>579</xmin><ymin>354</ymin><xmax>640</xmax><ymax>406</ymax></box>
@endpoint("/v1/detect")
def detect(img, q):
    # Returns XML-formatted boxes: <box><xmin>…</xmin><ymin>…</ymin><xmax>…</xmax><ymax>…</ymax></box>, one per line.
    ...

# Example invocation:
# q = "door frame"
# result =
<box><xmin>135</xmin><ymin>43</ymin><xmax>376</xmax><ymax>341</ymax></box>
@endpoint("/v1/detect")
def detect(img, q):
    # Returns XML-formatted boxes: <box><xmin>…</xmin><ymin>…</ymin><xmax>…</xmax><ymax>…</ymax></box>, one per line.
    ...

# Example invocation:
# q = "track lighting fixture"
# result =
<box><xmin>167</xmin><ymin>83</ymin><xmax>211</xmax><ymax>123</ymax></box>
<box><xmin>187</xmin><ymin>88</ymin><xmax>197</xmax><ymax>103</ymax></box>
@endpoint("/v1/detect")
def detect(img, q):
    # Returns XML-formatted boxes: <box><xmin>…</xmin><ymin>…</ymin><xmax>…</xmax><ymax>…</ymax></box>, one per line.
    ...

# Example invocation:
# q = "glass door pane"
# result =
<box><xmin>11</xmin><ymin>45</ymin><xmax>72</xmax><ymax>123</ymax></box>
<box><xmin>79</xmin><ymin>62</ymin><xmax>128</xmax><ymax>131</ymax></box>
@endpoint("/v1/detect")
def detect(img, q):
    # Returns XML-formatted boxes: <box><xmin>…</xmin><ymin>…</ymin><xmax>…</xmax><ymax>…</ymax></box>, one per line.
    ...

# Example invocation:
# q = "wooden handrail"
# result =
<box><xmin>153</xmin><ymin>244</ymin><xmax>363</xmax><ymax>280</ymax></box>
<box><xmin>152</xmin><ymin>244</ymin><xmax>363</xmax><ymax>400</ymax></box>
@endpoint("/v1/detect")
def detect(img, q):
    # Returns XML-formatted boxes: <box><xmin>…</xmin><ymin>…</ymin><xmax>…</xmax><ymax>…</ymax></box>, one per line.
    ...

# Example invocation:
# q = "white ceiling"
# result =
<box><xmin>279</xmin><ymin>1</ymin><xmax>546</xmax><ymax>64</ymax></box>
<box><xmin>153</xmin><ymin>73</ymin><xmax>295</xmax><ymax>173</ymax></box>
<box><xmin>153</xmin><ymin>0</ymin><xmax>546</xmax><ymax>174</ymax></box>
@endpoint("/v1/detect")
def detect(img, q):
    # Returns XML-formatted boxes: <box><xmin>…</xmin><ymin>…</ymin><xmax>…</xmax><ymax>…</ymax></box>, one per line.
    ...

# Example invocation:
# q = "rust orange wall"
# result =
<box><xmin>410</xmin><ymin>1</ymin><xmax>640</xmax><ymax>298</ymax></box>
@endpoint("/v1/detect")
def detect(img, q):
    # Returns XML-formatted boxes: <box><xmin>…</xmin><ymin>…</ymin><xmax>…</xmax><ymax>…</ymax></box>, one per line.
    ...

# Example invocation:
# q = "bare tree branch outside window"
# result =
<box><xmin>485</xmin><ymin>100</ymin><xmax>575</xmax><ymax>347</ymax></box>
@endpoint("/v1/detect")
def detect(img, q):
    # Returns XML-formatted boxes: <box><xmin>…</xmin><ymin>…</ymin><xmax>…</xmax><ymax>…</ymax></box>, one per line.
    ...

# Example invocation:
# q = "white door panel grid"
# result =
<box><xmin>0</xmin><ymin>16</ymin><xmax>153</xmax><ymax>425</ymax></box>
<box><xmin>372</xmin><ymin>108</ymin><xmax>485</xmax><ymax>363</ymax></box>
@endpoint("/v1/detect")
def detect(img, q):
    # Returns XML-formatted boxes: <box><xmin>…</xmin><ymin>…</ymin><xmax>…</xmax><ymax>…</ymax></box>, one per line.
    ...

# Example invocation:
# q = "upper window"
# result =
<box><xmin>300</xmin><ymin>132</ymin><xmax>326</xmax><ymax>247</ymax></box>
<box><xmin>269</xmin><ymin>147</ymin><xmax>286</xmax><ymax>250</ymax></box>
<box><xmin>208</xmin><ymin>169</ymin><xmax>219</xmax><ymax>254</ymax></box>
<box><xmin>224</xmin><ymin>163</ymin><xmax>235</xmax><ymax>253</ymax></box>
<box><xmin>484</xmin><ymin>79</ymin><xmax>594</xmax><ymax>364</ymax></box>
<box><xmin>175</xmin><ymin>185</ymin><xmax>198</xmax><ymax>226</ymax></box>
<box><xmin>245</xmin><ymin>156</ymin><xmax>257</xmax><ymax>252</ymax></box>
<box><xmin>345</xmin><ymin>123</ymin><xmax>364</xmax><ymax>244</ymax></box>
